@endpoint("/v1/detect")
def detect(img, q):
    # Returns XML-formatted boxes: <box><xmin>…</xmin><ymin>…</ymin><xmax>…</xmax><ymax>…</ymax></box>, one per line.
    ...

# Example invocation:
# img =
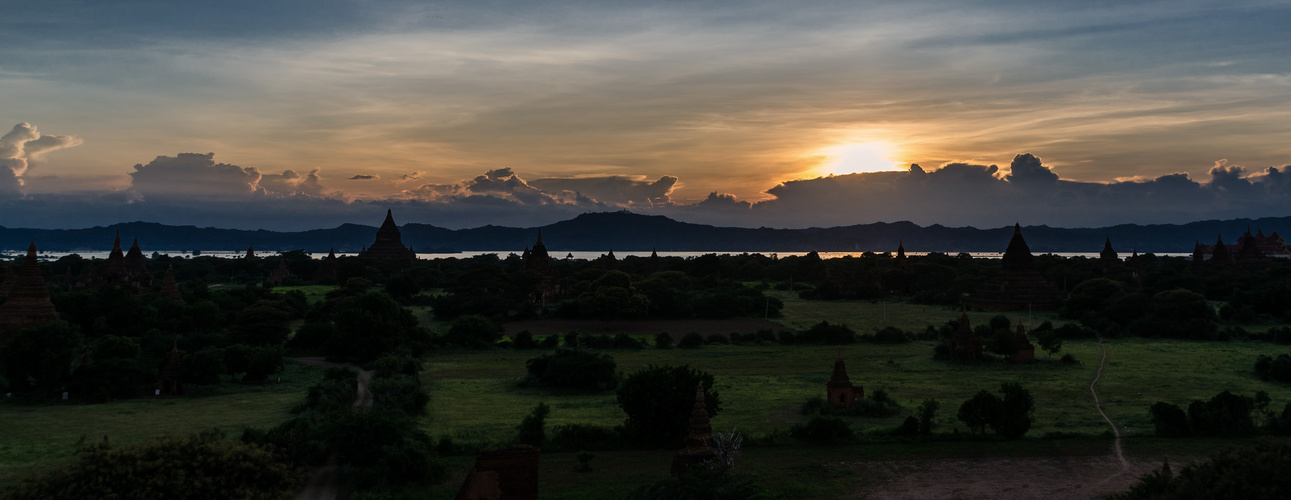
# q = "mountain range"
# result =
<box><xmin>2</xmin><ymin>211</ymin><xmax>1288</xmax><ymax>255</ymax></box>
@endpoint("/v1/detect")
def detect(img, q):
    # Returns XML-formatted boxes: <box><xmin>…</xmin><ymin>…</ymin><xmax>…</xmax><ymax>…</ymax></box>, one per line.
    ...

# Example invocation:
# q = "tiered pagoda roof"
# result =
<box><xmin>0</xmin><ymin>243</ymin><xmax>60</xmax><ymax>346</ymax></box>
<box><xmin>964</xmin><ymin>224</ymin><xmax>1066</xmax><ymax>311</ymax></box>
<box><xmin>358</xmin><ymin>210</ymin><xmax>418</xmax><ymax>260</ymax></box>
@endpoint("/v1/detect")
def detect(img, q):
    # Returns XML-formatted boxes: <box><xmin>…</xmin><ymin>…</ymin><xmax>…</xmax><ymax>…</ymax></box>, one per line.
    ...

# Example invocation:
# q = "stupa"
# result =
<box><xmin>670</xmin><ymin>383</ymin><xmax>717</xmax><ymax>476</ymax></box>
<box><xmin>964</xmin><ymin>224</ymin><xmax>1066</xmax><ymax>311</ymax></box>
<box><xmin>357</xmin><ymin>210</ymin><xmax>417</xmax><ymax>260</ymax></box>
<box><xmin>0</xmin><ymin>243</ymin><xmax>60</xmax><ymax>346</ymax></box>
<box><xmin>314</xmin><ymin>248</ymin><xmax>339</xmax><ymax>284</ymax></box>
<box><xmin>826</xmin><ymin>353</ymin><xmax>864</xmax><ymax>409</ymax></box>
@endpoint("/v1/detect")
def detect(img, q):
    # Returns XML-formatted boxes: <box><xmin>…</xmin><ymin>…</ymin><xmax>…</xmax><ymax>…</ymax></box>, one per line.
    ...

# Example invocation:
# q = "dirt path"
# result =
<box><xmin>291</xmin><ymin>358</ymin><xmax>374</xmax><ymax>500</ymax></box>
<box><xmin>1090</xmin><ymin>336</ymin><xmax>1130</xmax><ymax>471</ymax></box>
<box><xmin>849</xmin><ymin>335</ymin><xmax>1151</xmax><ymax>499</ymax></box>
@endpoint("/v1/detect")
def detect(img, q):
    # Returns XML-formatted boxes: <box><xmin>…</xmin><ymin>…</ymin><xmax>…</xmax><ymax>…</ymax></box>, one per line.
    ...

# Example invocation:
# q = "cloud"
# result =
<box><xmin>129</xmin><ymin>153</ymin><xmax>335</xmax><ymax>202</ymax></box>
<box><xmin>349</xmin><ymin>174</ymin><xmax>380</xmax><ymax>180</ymax></box>
<box><xmin>0</xmin><ymin>123</ymin><xmax>82</xmax><ymax>194</ymax></box>
<box><xmin>528</xmin><ymin>175</ymin><xmax>678</xmax><ymax>207</ymax></box>
<box><xmin>399</xmin><ymin>171</ymin><xmax>423</xmax><ymax>181</ymax></box>
<box><xmin>260</xmin><ymin>169</ymin><xmax>326</xmax><ymax>197</ymax></box>
<box><xmin>670</xmin><ymin>153</ymin><xmax>1291</xmax><ymax>229</ymax></box>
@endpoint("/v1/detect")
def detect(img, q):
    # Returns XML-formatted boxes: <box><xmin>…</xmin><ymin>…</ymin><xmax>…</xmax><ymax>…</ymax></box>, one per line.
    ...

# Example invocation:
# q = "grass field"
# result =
<box><xmin>768</xmin><ymin>291</ymin><xmax>1069</xmax><ymax>333</ymax></box>
<box><xmin>0</xmin><ymin>361</ymin><xmax>323</xmax><ymax>486</ymax></box>
<box><xmin>425</xmin><ymin>339</ymin><xmax>1291</xmax><ymax>444</ymax></box>
<box><xmin>271</xmin><ymin>285</ymin><xmax>338</xmax><ymax>306</ymax></box>
<box><xmin>5</xmin><ymin>289</ymin><xmax>1291</xmax><ymax>497</ymax></box>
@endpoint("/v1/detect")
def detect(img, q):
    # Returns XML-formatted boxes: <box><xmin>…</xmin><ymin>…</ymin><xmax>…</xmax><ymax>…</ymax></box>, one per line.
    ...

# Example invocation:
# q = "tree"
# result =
<box><xmin>1108</xmin><ymin>442</ymin><xmax>1291</xmax><ymax>499</ymax></box>
<box><xmin>523</xmin><ymin>350</ymin><xmax>618</xmax><ymax>391</ymax></box>
<box><xmin>617</xmin><ymin>365</ymin><xmax>720</xmax><ymax>447</ymax></box>
<box><xmin>994</xmin><ymin>382</ymin><xmax>1034</xmax><ymax>438</ymax></box>
<box><xmin>916</xmin><ymin>398</ymin><xmax>940</xmax><ymax>436</ymax></box>
<box><xmin>329</xmin><ymin>291</ymin><xmax>429</xmax><ymax>361</ymax></box>
<box><xmin>957</xmin><ymin>390</ymin><xmax>998</xmax><ymax>435</ymax></box>
<box><xmin>1149</xmin><ymin>402</ymin><xmax>1191</xmax><ymax>437</ymax></box>
<box><xmin>517</xmin><ymin>402</ymin><xmax>550</xmax><ymax>448</ymax></box>
<box><xmin>3</xmin><ymin>431</ymin><xmax>301</xmax><ymax>500</ymax></box>
<box><xmin>442</xmin><ymin>314</ymin><xmax>503</xmax><ymax>348</ymax></box>
<box><xmin>1</xmin><ymin>321</ymin><xmax>83</xmax><ymax>399</ymax></box>
<box><xmin>1036</xmin><ymin>330</ymin><xmax>1063</xmax><ymax>359</ymax></box>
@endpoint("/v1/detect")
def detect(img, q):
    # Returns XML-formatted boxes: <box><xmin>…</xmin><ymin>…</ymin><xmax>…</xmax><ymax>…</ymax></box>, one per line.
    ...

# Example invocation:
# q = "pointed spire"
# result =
<box><xmin>535</xmin><ymin>228</ymin><xmax>544</xmax><ymax>246</ymax></box>
<box><xmin>1000</xmin><ymin>223</ymin><xmax>1034</xmax><ymax>271</ymax></box>
<box><xmin>112</xmin><ymin>231</ymin><xmax>122</xmax><ymax>252</ymax></box>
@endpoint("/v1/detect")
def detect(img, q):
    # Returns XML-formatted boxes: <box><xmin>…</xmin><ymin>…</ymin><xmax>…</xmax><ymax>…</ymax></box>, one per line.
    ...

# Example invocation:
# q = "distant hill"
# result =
<box><xmin>2</xmin><ymin>211</ymin><xmax>1289</xmax><ymax>254</ymax></box>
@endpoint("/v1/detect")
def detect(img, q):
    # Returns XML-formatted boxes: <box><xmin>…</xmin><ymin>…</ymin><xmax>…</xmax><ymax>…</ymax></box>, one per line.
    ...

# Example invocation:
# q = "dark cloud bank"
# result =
<box><xmin>3</xmin><ymin>146</ymin><xmax>1290</xmax><ymax>231</ymax></box>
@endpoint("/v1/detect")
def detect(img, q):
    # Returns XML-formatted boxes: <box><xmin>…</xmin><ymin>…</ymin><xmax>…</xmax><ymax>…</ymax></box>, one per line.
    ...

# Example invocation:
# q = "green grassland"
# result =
<box><xmin>271</xmin><ymin>285</ymin><xmax>338</xmax><ymax>306</ymax></box>
<box><xmin>425</xmin><ymin>339</ymin><xmax>1291</xmax><ymax>445</ymax></box>
<box><xmin>0</xmin><ymin>361</ymin><xmax>323</xmax><ymax>486</ymax></box>
<box><xmin>768</xmin><ymin>290</ymin><xmax>1067</xmax><ymax>333</ymax></box>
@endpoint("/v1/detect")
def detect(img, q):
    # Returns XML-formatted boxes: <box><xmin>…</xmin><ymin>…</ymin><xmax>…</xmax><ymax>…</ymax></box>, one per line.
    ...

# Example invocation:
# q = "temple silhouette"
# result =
<box><xmin>0</xmin><ymin>243</ymin><xmax>60</xmax><ymax>346</ymax></box>
<box><xmin>964</xmin><ymin>224</ymin><xmax>1066</xmax><ymax>311</ymax></box>
<box><xmin>358</xmin><ymin>210</ymin><xmax>417</xmax><ymax>260</ymax></box>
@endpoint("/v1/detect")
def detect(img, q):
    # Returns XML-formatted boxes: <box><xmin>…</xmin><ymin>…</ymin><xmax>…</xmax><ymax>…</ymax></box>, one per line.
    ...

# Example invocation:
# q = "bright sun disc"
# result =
<box><xmin>821</xmin><ymin>142</ymin><xmax>900</xmax><ymax>176</ymax></box>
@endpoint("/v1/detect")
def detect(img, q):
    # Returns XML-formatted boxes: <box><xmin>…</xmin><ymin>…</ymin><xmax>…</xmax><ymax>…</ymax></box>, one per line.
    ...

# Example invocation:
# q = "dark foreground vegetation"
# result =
<box><xmin>3</xmin><ymin>242</ymin><xmax>1291</xmax><ymax>497</ymax></box>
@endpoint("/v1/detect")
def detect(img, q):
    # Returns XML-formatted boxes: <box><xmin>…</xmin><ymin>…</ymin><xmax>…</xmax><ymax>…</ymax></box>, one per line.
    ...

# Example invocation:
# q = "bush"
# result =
<box><xmin>789</xmin><ymin>416</ymin><xmax>853</xmax><ymax>444</ymax></box>
<box><xmin>513</xmin><ymin>331</ymin><xmax>538</xmax><ymax>350</ymax></box>
<box><xmin>516</xmin><ymin>402</ymin><xmax>550</xmax><ymax>448</ymax></box>
<box><xmin>617</xmin><ymin>365</ymin><xmax>719</xmax><ymax>447</ymax></box>
<box><xmin>1187</xmin><ymin>391</ymin><xmax>1254</xmax><ymax>435</ymax></box>
<box><xmin>443</xmin><ymin>315</ymin><xmax>503</xmax><ymax>349</ymax></box>
<box><xmin>522</xmin><ymin>350</ymin><xmax>619</xmax><ymax>391</ymax></box>
<box><xmin>368</xmin><ymin>374</ymin><xmax>430</xmax><ymax>416</ymax></box>
<box><xmin>678</xmin><ymin>332</ymin><xmax>705</xmax><ymax>349</ymax></box>
<box><xmin>1149</xmin><ymin>402</ymin><xmax>1190</xmax><ymax>437</ymax></box>
<box><xmin>1108</xmin><ymin>442</ymin><xmax>1291</xmax><ymax>499</ymax></box>
<box><xmin>4</xmin><ymin>432</ymin><xmax>302</xmax><ymax>500</ymax></box>
<box><xmin>799</xmin><ymin>321</ymin><xmax>856</xmax><ymax>344</ymax></box>
<box><xmin>705</xmin><ymin>334</ymin><xmax>731</xmax><ymax>345</ymax></box>
<box><xmin>654</xmin><ymin>332</ymin><xmax>674</xmax><ymax>349</ymax></box>
<box><xmin>547</xmin><ymin>424</ymin><xmax>624</xmax><ymax>452</ymax></box>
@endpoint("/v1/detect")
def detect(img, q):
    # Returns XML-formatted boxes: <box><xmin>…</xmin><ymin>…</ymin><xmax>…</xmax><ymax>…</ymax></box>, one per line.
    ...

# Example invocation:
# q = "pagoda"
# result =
<box><xmin>96</xmin><ymin>233</ymin><xmax>152</xmax><ymax>289</ymax></box>
<box><xmin>964</xmin><ymin>224</ymin><xmax>1066</xmax><ymax>311</ymax></box>
<box><xmin>948</xmin><ymin>308</ymin><xmax>982</xmax><ymax>361</ymax></box>
<box><xmin>157</xmin><ymin>344</ymin><xmax>183</xmax><ymax>395</ymax></box>
<box><xmin>0</xmin><ymin>243</ymin><xmax>60</xmax><ymax>346</ymax></box>
<box><xmin>1100</xmin><ymin>237</ymin><xmax>1120</xmax><ymax>268</ymax></box>
<box><xmin>1012</xmin><ymin>321</ymin><xmax>1035</xmax><ymax>363</ymax></box>
<box><xmin>670</xmin><ymin>383</ymin><xmax>717</xmax><ymax>476</ymax></box>
<box><xmin>826</xmin><ymin>353</ymin><xmax>864</xmax><ymax>409</ymax></box>
<box><xmin>314</xmin><ymin>248</ymin><xmax>339</xmax><ymax>284</ymax></box>
<box><xmin>358</xmin><ymin>210</ymin><xmax>417</xmax><ymax>260</ymax></box>
<box><xmin>268</xmin><ymin>260</ymin><xmax>290</xmax><ymax>285</ymax></box>
<box><xmin>159</xmin><ymin>266</ymin><xmax>184</xmax><ymax>302</ymax></box>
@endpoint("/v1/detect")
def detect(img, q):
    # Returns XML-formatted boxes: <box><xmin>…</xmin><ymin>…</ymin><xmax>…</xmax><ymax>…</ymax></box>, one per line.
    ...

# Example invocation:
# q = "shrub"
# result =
<box><xmin>654</xmin><ymin>332</ymin><xmax>674</xmax><ymax>349</ymax></box>
<box><xmin>1108</xmin><ymin>442</ymin><xmax>1291</xmax><ymax>499</ymax></box>
<box><xmin>1149</xmin><ymin>402</ymin><xmax>1190</xmax><ymax>437</ymax></box>
<box><xmin>368</xmin><ymin>374</ymin><xmax>430</xmax><ymax>416</ymax></box>
<box><xmin>522</xmin><ymin>350</ymin><xmax>619</xmax><ymax>391</ymax></box>
<box><xmin>513</xmin><ymin>331</ymin><xmax>538</xmax><ymax>350</ymax></box>
<box><xmin>617</xmin><ymin>365</ymin><xmax>719</xmax><ymax>447</ymax></box>
<box><xmin>789</xmin><ymin>416</ymin><xmax>853</xmax><ymax>444</ymax></box>
<box><xmin>4</xmin><ymin>432</ymin><xmax>302</xmax><ymax>500</ymax></box>
<box><xmin>547</xmin><ymin>424</ymin><xmax>624</xmax><ymax>452</ymax></box>
<box><xmin>443</xmin><ymin>315</ymin><xmax>503</xmax><ymax>348</ymax></box>
<box><xmin>516</xmin><ymin>402</ymin><xmax>550</xmax><ymax>448</ymax></box>
<box><xmin>678</xmin><ymin>332</ymin><xmax>705</xmax><ymax>349</ymax></box>
<box><xmin>800</xmin><ymin>321</ymin><xmax>857</xmax><ymax>344</ymax></box>
<box><xmin>705</xmin><ymin>334</ymin><xmax>731</xmax><ymax>345</ymax></box>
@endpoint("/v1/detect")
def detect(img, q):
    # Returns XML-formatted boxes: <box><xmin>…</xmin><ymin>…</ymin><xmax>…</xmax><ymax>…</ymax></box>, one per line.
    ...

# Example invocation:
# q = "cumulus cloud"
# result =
<box><xmin>670</xmin><ymin>153</ymin><xmax>1291</xmax><ymax>229</ymax></box>
<box><xmin>129</xmin><ymin>153</ymin><xmax>335</xmax><ymax>201</ymax></box>
<box><xmin>0</xmin><ymin>122</ymin><xmax>82</xmax><ymax>196</ymax></box>
<box><xmin>528</xmin><ymin>175</ymin><xmax>678</xmax><ymax>207</ymax></box>
<box><xmin>260</xmin><ymin>169</ymin><xmax>326</xmax><ymax>197</ymax></box>
<box><xmin>349</xmin><ymin>174</ymin><xmax>379</xmax><ymax>180</ymax></box>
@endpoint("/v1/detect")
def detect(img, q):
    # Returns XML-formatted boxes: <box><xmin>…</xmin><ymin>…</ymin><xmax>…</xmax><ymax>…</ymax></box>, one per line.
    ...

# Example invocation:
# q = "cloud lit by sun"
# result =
<box><xmin>819</xmin><ymin>142</ymin><xmax>902</xmax><ymax>176</ymax></box>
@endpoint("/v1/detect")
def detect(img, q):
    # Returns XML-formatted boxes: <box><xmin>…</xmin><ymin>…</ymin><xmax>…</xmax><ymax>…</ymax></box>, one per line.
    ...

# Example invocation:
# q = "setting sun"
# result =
<box><xmin>820</xmin><ymin>142</ymin><xmax>901</xmax><ymax>176</ymax></box>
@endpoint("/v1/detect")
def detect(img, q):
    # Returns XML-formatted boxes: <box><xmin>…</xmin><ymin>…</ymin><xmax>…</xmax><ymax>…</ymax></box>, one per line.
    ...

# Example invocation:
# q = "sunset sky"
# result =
<box><xmin>3</xmin><ymin>1</ymin><xmax>1290</xmax><ymax>231</ymax></box>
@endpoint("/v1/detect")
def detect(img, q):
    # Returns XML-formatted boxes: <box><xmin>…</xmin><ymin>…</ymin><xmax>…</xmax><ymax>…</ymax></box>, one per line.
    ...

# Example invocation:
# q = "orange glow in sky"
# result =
<box><xmin>819</xmin><ymin>142</ymin><xmax>902</xmax><ymax>176</ymax></box>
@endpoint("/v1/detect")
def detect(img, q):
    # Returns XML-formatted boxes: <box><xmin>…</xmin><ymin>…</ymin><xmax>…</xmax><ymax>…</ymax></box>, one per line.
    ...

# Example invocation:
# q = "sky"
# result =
<box><xmin>3</xmin><ymin>0</ymin><xmax>1290</xmax><ymax>231</ymax></box>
